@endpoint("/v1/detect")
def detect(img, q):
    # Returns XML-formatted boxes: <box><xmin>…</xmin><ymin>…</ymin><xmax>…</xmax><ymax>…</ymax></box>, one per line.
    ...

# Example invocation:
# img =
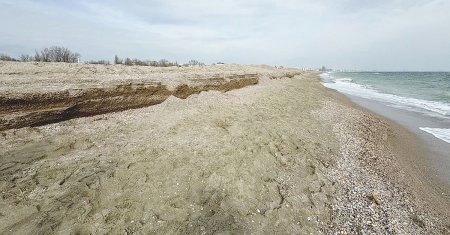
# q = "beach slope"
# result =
<box><xmin>0</xmin><ymin>64</ymin><xmax>448</xmax><ymax>234</ymax></box>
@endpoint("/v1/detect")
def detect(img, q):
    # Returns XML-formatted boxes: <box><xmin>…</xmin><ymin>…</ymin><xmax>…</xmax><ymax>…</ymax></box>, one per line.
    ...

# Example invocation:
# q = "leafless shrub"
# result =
<box><xmin>34</xmin><ymin>46</ymin><xmax>80</xmax><ymax>63</ymax></box>
<box><xmin>184</xmin><ymin>60</ymin><xmax>205</xmax><ymax>66</ymax></box>
<box><xmin>114</xmin><ymin>55</ymin><xmax>123</xmax><ymax>64</ymax></box>
<box><xmin>34</xmin><ymin>50</ymin><xmax>42</xmax><ymax>62</ymax></box>
<box><xmin>20</xmin><ymin>54</ymin><xmax>33</xmax><ymax>62</ymax></box>
<box><xmin>157</xmin><ymin>59</ymin><xmax>178</xmax><ymax>67</ymax></box>
<box><xmin>147</xmin><ymin>60</ymin><xmax>158</xmax><ymax>66</ymax></box>
<box><xmin>2</xmin><ymin>47</ymin><xmax>80</xmax><ymax>63</ymax></box>
<box><xmin>117</xmin><ymin>55</ymin><xmax>178</xmax><ymax>67</ymax></box>
<box><xmin>0</xmin><ymin>53</ymin><xmax>18</xmax><ymax>61</ymax></box>
<box><xmin>85</xmin><ymin>60</ymin><xmax>110</xmax><ymax>65</ymax></box>
<box><xmin>124</xmin><ymin>58</ymin><xmax>133</xmax><ymax>66</ymax></box>
<box><xmin>132</xmin><ymin>58</ymin><xmax>148</xmax><ymax>66</ymax></box>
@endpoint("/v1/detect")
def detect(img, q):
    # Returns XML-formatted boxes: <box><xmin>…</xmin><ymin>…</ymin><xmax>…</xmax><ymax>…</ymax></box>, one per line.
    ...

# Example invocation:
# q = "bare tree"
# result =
<box><xmin>114</xmin><ymin>55</ymin><xmax>123</xmax><ymax>64</ymax></box>
<box><xmin>1</xmin><ymin>47</ymin><xmax>80</xmax><ymax>63</ymax></box>
<box><xmin>33</xmin><ymin>46</ymin><xmax>80</xmax><ymax>63</ymax></box>
<box><xmin>187</xmin><ymin>60</ymin><xmax>205</xmax><ymax>66</ymax></box>
<box><xmin>86</xmin><ymin>60</ymin><xmax>110</xmax><ymax>65</ymax></box>
<box><xmin>41</xmin><ymin>48</ymin><xmax>50</xmax><ymax>62</ymax></box>
<box><xmin>68</xmin><ymin>52</ymin><xmax>80</xmax><ymax>63</ymax></box>
<box><xmin>34</xmin><ymin>50</ymin><xmax>41</xmax><ymax>62</ymax></box>
<box><xmin>112</xmin><ymin>55</ymin><xmax>179</xmax><ymax>67</ymax></box>
<box><xmin>20</xmin><ymin>54</ymin><xmax>32</xmax><ymax>62</ymax></box>
<box><xmin>158</xmin><ymin>59</ymin><xmax>169</xmax><ymax>67</ymax></box>
<box><xmin>0</xmin><ymin>53</ymin><xmax>18</xmax><ymax>61</ymax></box>
<box><xmin>124</xmin><ymin>58</ymin><xmax>133</xmax><ymax>66</ymax></box>
<box><xmin>188</xmin><ymin>60</ymin><xmax>198</xmax><ymax>66</ymax></box>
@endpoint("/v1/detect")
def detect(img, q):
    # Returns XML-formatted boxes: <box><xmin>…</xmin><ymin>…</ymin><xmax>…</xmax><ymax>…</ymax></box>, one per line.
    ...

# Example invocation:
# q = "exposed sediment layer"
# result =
<box><xmin>0</xmin><ymin>74</ymin><xmax>258</xmax><ymax>130</ymax></box>
<box><xmin>0</xmin><ymin>62</ymin><xmax>304</xmax><ymax>131</ymax></box>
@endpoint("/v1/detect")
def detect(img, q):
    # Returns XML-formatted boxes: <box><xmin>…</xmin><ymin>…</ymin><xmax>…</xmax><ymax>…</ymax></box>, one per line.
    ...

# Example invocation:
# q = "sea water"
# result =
<box><xmin>321</xmin><ymin>72</ymin><xmax>450</xmax><ymax>144</ymax></box>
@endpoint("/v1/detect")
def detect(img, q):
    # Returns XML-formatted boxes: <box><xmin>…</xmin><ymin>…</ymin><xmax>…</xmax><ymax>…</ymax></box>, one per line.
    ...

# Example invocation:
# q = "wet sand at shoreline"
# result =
<box><xmin>347</xmin><ymin>95</ymin><xmax>450</xmax><ymax>192</ymax></box>
<box><xmin>1</xmin><ymin>65</ymin><xmax>449</xmax><ymax>234</ymax></box>
<box><xmin>323</xmin><ymin>91</ymin><xmax>450</xmax><ymax>232</ymax></box>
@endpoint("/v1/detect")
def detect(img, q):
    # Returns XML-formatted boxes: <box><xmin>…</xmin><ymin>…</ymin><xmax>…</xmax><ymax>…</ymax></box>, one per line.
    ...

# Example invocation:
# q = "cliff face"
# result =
<box><xmin>0</xmin><ymin>74</ymin><xmax>258</xmax><ymax>130</ymax></box>
<box><xmin>0</xmin><ymin>62</ymin><xmax>302</xmax><ymax>131</ymax></box>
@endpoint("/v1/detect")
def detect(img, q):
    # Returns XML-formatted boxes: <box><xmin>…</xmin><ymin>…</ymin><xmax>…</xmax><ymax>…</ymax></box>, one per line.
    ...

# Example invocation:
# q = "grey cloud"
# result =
<box><xmin>1</xmin><ymin>0</ymin><xmax>449</xmax><ymax>70</ymax></box>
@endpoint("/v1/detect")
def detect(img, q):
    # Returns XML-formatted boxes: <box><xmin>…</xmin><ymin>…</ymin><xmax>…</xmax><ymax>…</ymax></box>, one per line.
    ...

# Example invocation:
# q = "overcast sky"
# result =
<box><xmin>1</xmin><ymin>0</ymin><xmax>449</xmax><ymax>70</ymax></box>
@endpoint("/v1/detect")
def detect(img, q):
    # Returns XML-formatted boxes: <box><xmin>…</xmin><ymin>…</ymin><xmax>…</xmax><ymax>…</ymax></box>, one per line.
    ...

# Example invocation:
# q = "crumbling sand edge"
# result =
<box><xmin>0</xmin><ymin>74</ymin><xmax>259</xmax><ymax>131</ymax></box>
<box><xmin>0</xmin><ymin>61</ymin><xmax>304</xmax><ymax>131</ymax></box>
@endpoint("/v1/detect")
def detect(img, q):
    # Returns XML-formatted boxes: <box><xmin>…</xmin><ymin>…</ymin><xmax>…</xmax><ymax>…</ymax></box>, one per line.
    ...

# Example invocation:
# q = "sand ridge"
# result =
<box><xmin>0</xmin><ymin>62</ymin><xmax>301</xmax><ymax>131</ymax></box>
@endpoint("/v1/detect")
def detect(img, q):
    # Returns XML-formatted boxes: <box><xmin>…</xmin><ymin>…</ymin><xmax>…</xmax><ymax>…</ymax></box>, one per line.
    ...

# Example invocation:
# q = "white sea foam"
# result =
<box><xmin>320</xmin><ymin>73</ymin><xmax>450</xmax><ymax>118</ymax></box>
<box><xmin>336</xmin><ymin>78</ymin><xmax>353</xmax><ymax>83</ymax></box>
<box><xmin>419</xmin><ymin>127</ymin><xmax>450</xmax><ymax>143</ymax></box>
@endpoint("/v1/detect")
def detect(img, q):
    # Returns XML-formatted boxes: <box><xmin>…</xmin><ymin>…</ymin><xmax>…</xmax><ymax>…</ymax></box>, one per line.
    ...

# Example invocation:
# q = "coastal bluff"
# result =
<box><xmin>0</xmin><ymin>62</ymin><xmax>299</xmax><ymax>131</ymax></box>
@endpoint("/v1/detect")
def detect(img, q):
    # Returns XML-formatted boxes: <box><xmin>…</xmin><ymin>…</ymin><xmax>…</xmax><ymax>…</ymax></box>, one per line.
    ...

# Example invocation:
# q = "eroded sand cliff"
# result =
<box><xmin>1</xmin><ymin>62</ymin><xmax>301</xmax><ymax>130</ymax></box>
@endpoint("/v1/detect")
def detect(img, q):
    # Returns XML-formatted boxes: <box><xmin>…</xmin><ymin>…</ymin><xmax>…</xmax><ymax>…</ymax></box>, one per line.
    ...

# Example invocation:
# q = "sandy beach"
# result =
<box><xmin>1</xmin><ymin>63</ymin><xmax>449</xmax><ymax>234</ymax></box>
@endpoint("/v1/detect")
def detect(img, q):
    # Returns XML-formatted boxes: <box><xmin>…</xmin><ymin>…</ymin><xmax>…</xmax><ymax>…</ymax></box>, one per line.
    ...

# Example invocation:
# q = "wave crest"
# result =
<box><xmin>419</xmin><ymin>128</ymin><xmax>450</xmax><ymax>143</ymax></box>
<box><xmin>320</xmin><ymin>73</ymin><xmax>450</xmax><ymax>118</ymax></box>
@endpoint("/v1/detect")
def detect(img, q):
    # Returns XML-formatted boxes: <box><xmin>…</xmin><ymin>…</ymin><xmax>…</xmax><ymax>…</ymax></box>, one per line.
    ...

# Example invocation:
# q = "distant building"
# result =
<box><xmin>319</xmin><ymin>66</ymin><xmax>332</xmax><ymax>72</ymax></box>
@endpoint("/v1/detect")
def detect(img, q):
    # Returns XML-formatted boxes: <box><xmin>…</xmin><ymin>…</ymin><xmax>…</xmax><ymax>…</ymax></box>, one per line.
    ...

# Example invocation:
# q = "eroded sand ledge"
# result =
<box><xmin>0</xmin><ymin>64</ymin><xmax>449</xmax><ymax>234</ymax></box>
<box><xmin>1</xmin><ymin>62</ymin><xmax>300</xmax><ymax>130</ymax></box>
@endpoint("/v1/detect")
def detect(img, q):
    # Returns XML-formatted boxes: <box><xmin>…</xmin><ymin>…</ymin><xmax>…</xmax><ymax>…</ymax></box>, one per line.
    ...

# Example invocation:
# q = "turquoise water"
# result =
<box><xmin>332</xmin><ymin>72</ymin><xmax>450</xmax><ymax>104</ymax></box>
